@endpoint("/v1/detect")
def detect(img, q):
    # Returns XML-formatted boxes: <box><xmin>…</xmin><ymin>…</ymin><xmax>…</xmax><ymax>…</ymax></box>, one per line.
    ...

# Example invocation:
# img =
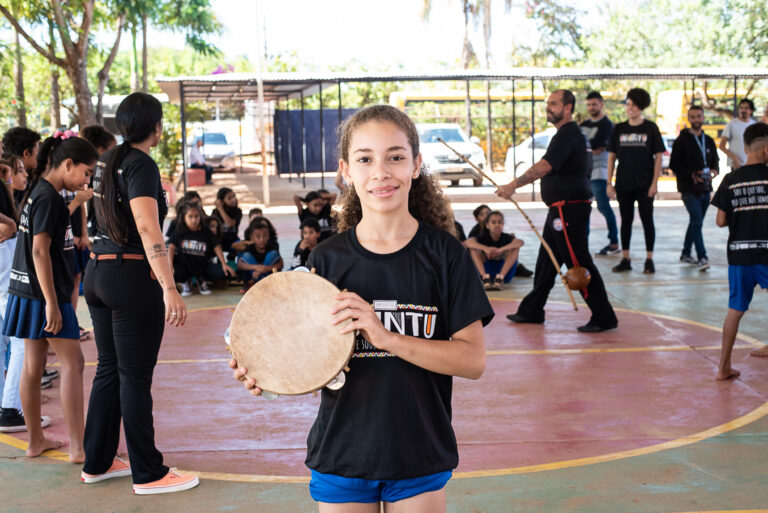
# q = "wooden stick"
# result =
<box><xmin>437</xmin><ymin>138</ymin><xmax>578</xmax><ymax>311</ymax></box>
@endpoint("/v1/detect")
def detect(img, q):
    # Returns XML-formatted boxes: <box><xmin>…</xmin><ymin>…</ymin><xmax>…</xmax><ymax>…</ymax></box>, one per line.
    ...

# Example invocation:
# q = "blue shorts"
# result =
<box><xmin>484</xmin><ymin>259</ymin><xmax>517</xmax><ymax>283</ymax></box>
<box><xmin>728</xmin><ymin>264</ymin><xmax>768</xmax><ymax>312</ymax></box>
<box><xmin>2</xmin><ymin>295</ymin><xmax>80</xmax><ymax>340</ymax></box>
<box><xmin>238</xmin><ymin>250</ymin><xmax>280</xmax><ymax>283</ymax></box>
<box><xmin>309</xmin><ymin>470</ymin><xmax>451</xmax><ymax>504</ymax></box>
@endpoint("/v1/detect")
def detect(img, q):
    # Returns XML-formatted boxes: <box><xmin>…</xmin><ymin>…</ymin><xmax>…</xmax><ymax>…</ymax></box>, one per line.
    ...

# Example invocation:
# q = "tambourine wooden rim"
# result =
<box><xmin>228</xmin><ymin>270</ymin><xmax>355</xmax><ymax>396</ymax></box>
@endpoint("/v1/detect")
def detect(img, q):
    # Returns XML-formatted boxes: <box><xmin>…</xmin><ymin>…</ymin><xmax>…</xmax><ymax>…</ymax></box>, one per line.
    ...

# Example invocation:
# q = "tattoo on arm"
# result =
<box><xmin>149</xmin><ymin>251</ymin><xmax>168</xmax><ymax>261</ymax></box>
<box><xmin>151</xmin><ymin>243</ymin><xmax>164</xmax><ymax>253</ymax></box>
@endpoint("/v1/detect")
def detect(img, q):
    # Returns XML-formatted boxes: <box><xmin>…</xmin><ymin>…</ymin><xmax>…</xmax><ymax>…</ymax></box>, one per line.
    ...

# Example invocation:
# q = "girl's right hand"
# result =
<box><xmin>44</xmin><ymin>303</ymin><xmax>62</xmax><ymax>334</ymax></box>
<box><xmin>606</xmin><ymin>183</ymin><xmax>616</xmax><ymax>200</ymax></box>
<box><xmin>229</xmin><ymin>359</ymin><xmax>263</xmax><ymax>396</ymax></box>
<box><xmin>163</xmin><ymin>288</ymin><xmax>187</xmax><ymax>327</ymax></box>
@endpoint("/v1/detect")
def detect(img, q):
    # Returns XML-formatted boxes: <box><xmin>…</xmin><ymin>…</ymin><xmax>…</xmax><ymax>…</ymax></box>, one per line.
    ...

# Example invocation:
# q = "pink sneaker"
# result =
<box><xmin>133</xmin><ymin>468</ymin><xmax>199</xmax><ymax>495</ymax></box>
<box><xmin>81</xmin><ymin>457</ymin><xmax>131</xmax><ymax>483</ymax></box>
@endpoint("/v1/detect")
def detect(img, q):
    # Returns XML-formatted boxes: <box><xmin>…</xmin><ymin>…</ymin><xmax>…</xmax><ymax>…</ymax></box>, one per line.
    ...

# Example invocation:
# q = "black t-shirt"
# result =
<box><xmin>0</xmin><ymin>186</ymin><xmax>16</xmax><ymax>223</ymax></box>
<box><xmin>213</xmin><ymin>207</ymin><xmax>243</xmax><ymax>250</ymax></box>
<box><xmin>305</xmin><ymin>222</ymin><xmax>495</xmax><ymax>480</ymax></box>
<box><xmin>91</xmin><ymin>147</ymin><xmax>168</xmax><ymax>255</ymax></box>
<box><xmin>540</xmin><ymin>121</ymin><xmax>592</xmax><ymax>205</ymax></box>
<box><xmin>290</xmin><ymin>241</ymin><xmax>313</xmax><ymax>269</ymax></box>
<box><xmin>711</xmin><ymin>164</ymin><xmax>768</xmax><ymax>265</ymax></box>
<box><xmin>299</xmin><ymin>204</ymin><xmax>336</xmax><ymax>241</ymax></box>
<box><xmin>607</xmin><ymin>120</ymin><xmax>665</xmax><ymax>191</ymax></box>
<box><xmin>670</xmin><ymin>128</ymin><xmax>720</xmax><ymax>194</ymax></box>
<box><xmin>169</xmin><ymin>228</ymin><xmax>218</xmax><ymax>269</ymax></box>
<box><xmin>475</xmin><ymin>232</ymin><xmax>514</xmax><ymax>259</ymax></box>
<box><xmin>467</xmin><ymin>223</ymin><xmax>483</xmax><ymax>239</ymax></box>
<box><xmin>13</xmin><ymin>189</ymin><xmax>24</xmax><ymax>208</ymax></box>
<box><xmin>8</xmin><ymin>180</ymin><xmax>74</xmax><ymax>302</ymax></box>
<box><xmin>453</xmin><ymin>220</ymin><xmax>466</xmax><ymax>241</ymax></box>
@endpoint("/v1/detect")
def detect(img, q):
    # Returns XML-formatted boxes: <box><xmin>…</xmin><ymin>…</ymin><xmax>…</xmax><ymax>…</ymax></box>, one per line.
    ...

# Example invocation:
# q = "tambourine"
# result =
<box><xmin>226</xmin><ymin>269</ymin><xmax>355</xmax><ymax>398</ymax></box>
<box><xmin>564</xmin><ymin>266</ymin><xmax>591</xmax><ymax>290</ymax></box>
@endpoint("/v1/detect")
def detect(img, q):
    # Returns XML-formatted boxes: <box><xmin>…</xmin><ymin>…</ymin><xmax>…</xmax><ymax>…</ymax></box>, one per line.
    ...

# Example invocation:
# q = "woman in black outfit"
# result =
<box><xmin>82</xmin><ymin>93</ymin><xmax>199</xmax><ymax>495</ymax></box>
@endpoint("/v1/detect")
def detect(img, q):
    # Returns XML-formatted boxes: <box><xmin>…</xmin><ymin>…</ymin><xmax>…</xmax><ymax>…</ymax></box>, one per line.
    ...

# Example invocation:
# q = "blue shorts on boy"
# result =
<box><xmin>728</xmin><ymin>265</ymin><xmax>768</xmax><ymax>312</ymax></box>
<box><xmin>238</xmin><ymin>249</ymin><xmax>280</xmax><ymax>282</ymax></box>
<box><xmin>309</xmin><ymin>470</ymin><xmax>451</xmax><ymax>504</ymax></box>
<box><xmin>2</xmin><ymin>295</ymin><xmax>79</xmax><ymax>340</ymax></box>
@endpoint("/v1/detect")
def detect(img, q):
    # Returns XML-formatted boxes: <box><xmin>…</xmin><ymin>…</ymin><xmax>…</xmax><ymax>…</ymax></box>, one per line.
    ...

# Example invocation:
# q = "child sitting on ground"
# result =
<box><xmin>166</xmin><ymin>190</ymin><xmax>202</xmax><ymax>237</ymax></box>
<box><xmin>293</xmin><ymin>190</ymin><xmax>337</xmax><ymax>241</ymax></box>
<box><xmin>248</xmin><ymin>207</ymin><xmax>262</xmax><ymax>222</ymax></box>
<box><xmin>168</xmin><ymin>202</ymin><xmax>235</xmax><ymax>296</ymax></box>
<box><xmin>236</xmin><ymin>218</ymin><xmax>283</xmax><ymax>291</ymax></box>
<box><xmin>467</xmin><ymin>204</ymin><xmax>491</xmax><ymax>239</ymax></box>
<box><xmin>291</xmin><ymin>218</ymin><xmax>321</xmax><ymax>269</ymax></box>
<box><xmin>711</xmin><ymin>122</ymin><xmax>768</xmax><ymax>380</ymax></box>
<box><xmin>212</xmin><ymin>187</ymin><xmax>243</xmax><ymax>254</ymax></box>
<box><xmin>465</xmin><ymin>210</ymin><xmax>524</xmax><ymax>290</ymax></box>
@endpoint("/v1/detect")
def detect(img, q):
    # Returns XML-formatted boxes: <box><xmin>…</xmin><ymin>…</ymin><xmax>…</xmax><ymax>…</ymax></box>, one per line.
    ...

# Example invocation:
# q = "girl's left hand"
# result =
<box><xmin>44</xmin><ymin>303</ymin><xmax>62</xmax><ymax>335</ymax></box>
<box><xmin>222</xmin><ymin>264</ymin><xmax>236</xmax><ymax>278</ymax></box>
<box><xmin>647</xmin><ymin>182</ymin><xmax>658</xmax><ymax>197</ymax></box>
<box><xmin>332</xmin><ymin>291</ymin><xmax>391</xmax><ymax>350</ymax></box>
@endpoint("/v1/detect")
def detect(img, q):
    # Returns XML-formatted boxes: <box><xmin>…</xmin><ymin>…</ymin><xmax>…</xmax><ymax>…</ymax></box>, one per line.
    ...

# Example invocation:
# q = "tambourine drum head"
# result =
<box><xmin>565</xmin><ymin>266</ymin><xmax>591</xmax><ymax>290</ymax></box>
<box><xmin>228</xmin><ymin>272</ymin><xmax>355</xmax><ymax>395</ymax></box>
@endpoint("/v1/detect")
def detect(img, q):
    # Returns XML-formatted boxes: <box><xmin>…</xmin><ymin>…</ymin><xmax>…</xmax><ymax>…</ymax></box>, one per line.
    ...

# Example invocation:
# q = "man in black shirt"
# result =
<box><xmin>497</xmin><ymin>90</ymin><xmax>617</xmax><ymax>332</ymax></box>
<box><xmin>670</xmin><ymin>105</ymin><xmax>720</xmax><ymax>271</ymax></box>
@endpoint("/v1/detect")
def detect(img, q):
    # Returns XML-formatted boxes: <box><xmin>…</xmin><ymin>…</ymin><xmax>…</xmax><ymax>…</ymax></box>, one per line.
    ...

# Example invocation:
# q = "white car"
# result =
<box><xmin>193</xmin><ymin>132</ymin><xmax>236</xmax><ymax>169</ymax></box>
<box><xmin>504</xmin><ymin>128</ymin><xmax>557</xmax><ymax>176</ymax></box>
<box><xmin>417</xmin><ymin>123</ymin><xmax>486</xmax><ymax>186</ymax></box>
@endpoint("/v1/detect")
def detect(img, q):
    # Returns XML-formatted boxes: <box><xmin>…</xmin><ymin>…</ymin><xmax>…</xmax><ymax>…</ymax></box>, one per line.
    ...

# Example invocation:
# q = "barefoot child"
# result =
<box><xmin>231</xmin><ymin>105</ymin><xmax>493</xmax><ymax>512</ymax></box>
<box><xmin>1</xmin><ymin>135</ymin><xmax>98</xmax><ymax>460</ymax></box>
<box><xmin>711</xmin><ymin>122</ymin><xmax>768</xmax><ymax>380</ymax></box>
<box><xmin>465</xmin><ymin>210</ymin><xmax>524</xmax><ymax>290</ymax></box>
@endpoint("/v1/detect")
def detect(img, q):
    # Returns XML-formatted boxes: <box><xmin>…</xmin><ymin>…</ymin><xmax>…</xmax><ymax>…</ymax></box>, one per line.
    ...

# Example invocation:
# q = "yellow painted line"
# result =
<box><xmin>0</xmin><ymin>433</ymin><xmax>71</xmax><ymax>462</ymax></box>
<box><xmin>182</xmin><ymin>470</ymin><xmax>309</xmax><ymax>484</ymax></box>
<box><xmin>452</xmin><ymin>400</ymin><xmax>768</xmax><ymax>479</ymax></box>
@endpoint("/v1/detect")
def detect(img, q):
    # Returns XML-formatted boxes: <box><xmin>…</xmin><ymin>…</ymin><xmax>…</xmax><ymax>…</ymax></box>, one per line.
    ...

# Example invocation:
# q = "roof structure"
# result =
<box><xmin>156</xmin><ymin>68</ymin><xmax>768</xmax><ymax>103</ymax></box>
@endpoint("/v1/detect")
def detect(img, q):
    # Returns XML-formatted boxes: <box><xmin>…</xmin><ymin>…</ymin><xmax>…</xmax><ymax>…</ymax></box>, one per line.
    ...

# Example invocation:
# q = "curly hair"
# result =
<box><xmin>2</xmin><ymin>127</ymin><xmax>41</xmax><ymax>159</ymax></box>
<box><xmin>335</xmin><ymin>105</ymin><xmax>455</xmax><ymax>236</ymax></box>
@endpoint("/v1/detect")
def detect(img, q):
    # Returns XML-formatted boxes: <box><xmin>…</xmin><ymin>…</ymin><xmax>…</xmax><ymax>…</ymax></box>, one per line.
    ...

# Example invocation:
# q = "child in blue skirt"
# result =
<box><xmin>1</xmin><ymin>134</ymin><xmax>98</xmax><ymax>461</ymax></box>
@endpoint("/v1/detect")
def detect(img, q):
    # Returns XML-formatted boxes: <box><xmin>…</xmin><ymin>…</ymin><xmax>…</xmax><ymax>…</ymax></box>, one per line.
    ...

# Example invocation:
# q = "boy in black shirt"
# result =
<box><xmin>711</xmin><ymin>123</ymin><xmax>768</xmax><ymax>380</ymax></box>
<box><xmin>290</xmin><ymin>218</ymin><xmax>321</xmax><ymax>269</ymax></box>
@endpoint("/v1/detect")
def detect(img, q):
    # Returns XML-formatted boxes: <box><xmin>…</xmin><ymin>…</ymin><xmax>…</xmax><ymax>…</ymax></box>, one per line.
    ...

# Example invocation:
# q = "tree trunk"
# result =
<box><xmin>66</xmin><ymin>58</ymin><xmax>97</xmax><ymax>127</ymax></box>
<box><xmin>50</xmin><ymin>67</ymin><xmax>61</xmax><ymax>130</ymax></box>
<box><xmin>142</xmin><ymin>14</ymin><xmax>148</xmax><ymax>92</ymax></box>
<box><xmin>14</xmin><ymin>29</ymin><xmax>26</xmax><ymax>128</ymax></box>
<box><xmin>130</xmin><ymin>25</ymin><xmax>138</xmax><ymax>92</ymax></box>
<box><xmin>96</xmin><ymin>15</ymin><xmax>125</xmax><ymax>124</ymax></box>
<box><xmin>461</xmin><ymin>0</ymin><xmax>477</xmax><ymax>69</ymax></box>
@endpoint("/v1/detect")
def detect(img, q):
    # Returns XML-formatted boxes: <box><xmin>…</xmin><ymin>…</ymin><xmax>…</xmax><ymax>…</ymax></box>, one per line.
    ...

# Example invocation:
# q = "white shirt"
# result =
<box><xmin>189</xmin><ymin>145</ymin><xmax>205</xmax><ymax>166</ymax></box>
<box><xmin>722</xmin><ymin>118</ymin><xmax>756</xmax><ymax>168</ymax></box>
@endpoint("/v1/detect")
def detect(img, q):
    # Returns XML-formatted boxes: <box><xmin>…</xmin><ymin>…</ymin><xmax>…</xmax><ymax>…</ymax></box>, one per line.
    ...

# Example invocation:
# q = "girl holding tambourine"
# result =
<box><xmin>232</xmin><ymin>105</ymin><xmax>494</xmax><ymax>512</ymax></box>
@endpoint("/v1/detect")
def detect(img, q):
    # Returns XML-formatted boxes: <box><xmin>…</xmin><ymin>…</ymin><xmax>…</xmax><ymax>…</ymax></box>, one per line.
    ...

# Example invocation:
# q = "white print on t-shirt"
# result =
<box><xmin>729</xmin><ymin>240</ymin><xmax>768</xmax><ymax>251</ymax></box>
<box><xmin>619</xmin><ymin>133</ymin><xmax>648</xmax><ymax>146</ymax></box>
<box><xmin>729</xmin><ymin>180</ymin><xmax>768</xmax><ymax>212</ymax></box>
<box><xmin>9</xmin><ymin>270</ymin><xmax>29</xmax><ymax>284</ymax></box>
<box><xmin>64</xmin><ymin>224</ymin><xmax>74</xmax><ymax>251</ymax></box>
<box><xmin>353</xmin><ymin>302</ymin><xmax>439</xmax><ymax>357</ymax></box>
<box><xmin>553</xmin><ymin>218</ymin><xmax>563</xmax><ymax>231</ymax></box>
<box><xmin>180</xmin><ymin>239</ymin><xmax>208</xmax><ymax>256</ymax></box>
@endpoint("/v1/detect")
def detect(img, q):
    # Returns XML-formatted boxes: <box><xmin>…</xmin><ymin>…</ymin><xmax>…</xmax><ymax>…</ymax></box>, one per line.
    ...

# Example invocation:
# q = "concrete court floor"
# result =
<box><xmin>1</xmin><ymin>202</ymin><xmax>768</xmax><ymax>513</ymax></box>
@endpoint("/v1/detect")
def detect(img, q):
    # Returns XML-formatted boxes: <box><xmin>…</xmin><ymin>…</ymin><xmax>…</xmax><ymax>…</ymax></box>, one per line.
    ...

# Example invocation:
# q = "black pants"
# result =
<box><xmin>82</xmin><ymin>257</ymin><xmax>168</xmax><ymax>484</ymax></box>
<box><xmin>616</xmin><ymin>189</ymin><xmax>655</xmax><ymax>252</ymax></box>
<box><xmin>173</xmin><ymin>253</ymin><xmax>226</xmax><ymax>283</ymax></box>
<box><xmin>516</xmin><ymin>203</ymin><xmax>617</xmax><ymax>326</ymax></box>
<box><xmin>190</xmin><ymin>163</ymin><xmax>213</xmax><ymax>184</ymax></box>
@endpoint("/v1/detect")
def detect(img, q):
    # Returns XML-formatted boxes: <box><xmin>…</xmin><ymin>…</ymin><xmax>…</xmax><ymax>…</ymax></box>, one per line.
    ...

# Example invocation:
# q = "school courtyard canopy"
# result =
<box><xmin>156</xmin><ymin>68</ymin><xmax>768</xmax><ymax>203</ymax></box>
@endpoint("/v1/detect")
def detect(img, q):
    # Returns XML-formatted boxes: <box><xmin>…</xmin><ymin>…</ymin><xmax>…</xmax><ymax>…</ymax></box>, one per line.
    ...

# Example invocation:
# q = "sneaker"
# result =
<box><xmin>41</xmin><ymin>377</ymin><xmax>53</xmax><ymax>389</ymax></box>
<box><xmin>198</xmin><ymin>281</ymin><xmax>211</xmax><ymax>295</ymax></box>
<box><xmin>680</xmin><ymin>254</ymin><xmax>697</xmax><ymax>264</ymax></box>
<box><xmin>514</xmin><ymin>263</ymin><xmax>534</xmax><ymax>277</ymax></box>
<box><xmin>42</xmin><ymin>368</ymin><xmax>59</xmax><ymax>380</ymax></box>
<box><xmin>644</xmin><ymin>258</ymin><xmax>655</xmax><ymax>274</ymax></box>
<box><xmin>482</xmin><ymin>275</ymin><xmax>492</xmax><ymax>290</ymax></box>
<box><xmin>698</xmin><ymin>258</ymin><xmax>710</xmax><ymax>272</ymax></box>
<box><xmin>492</xmin><ymin>277</ymin><xmax>504</xmax><ymax>290</ymax></box>
<box><xmin>180</xmin><ymin>280</ymin><xmax>193</xmax><ymax>297</ymax></box>
<box><xmin>133</xmin><ymin>468</ymin><xmax>199</xmax><ymax>495</ymax></box>
<box><xmin>0</xmin><ymin>408</ymin><xmax>51</xmax><ymax>433</ymax></box>
<box><xmin>596</xmin><ymin>244</ymin><xmax>621</xmax><ymax>256</ymax></box>
<box><xmin>612</xmin><ymin>258</ymin><xmax>632</xmax><ymax>272</ymax></box>
<box><xmin>81</xmin><ymin>457</ymin><xmax>132</xmax><ymax>483</ymax></box>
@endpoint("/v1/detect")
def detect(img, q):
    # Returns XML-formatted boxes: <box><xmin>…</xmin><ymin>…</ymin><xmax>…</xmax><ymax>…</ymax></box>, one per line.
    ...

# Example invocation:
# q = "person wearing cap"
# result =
<box><xmin>719</xmin><ymin>99</ymin><xmax>756</xmax><ymax>172</ymax></box>
<box><xmin>606</xmin><ymin>87</ymin><xmax>665</xmax><ymax>274</ymax></box>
